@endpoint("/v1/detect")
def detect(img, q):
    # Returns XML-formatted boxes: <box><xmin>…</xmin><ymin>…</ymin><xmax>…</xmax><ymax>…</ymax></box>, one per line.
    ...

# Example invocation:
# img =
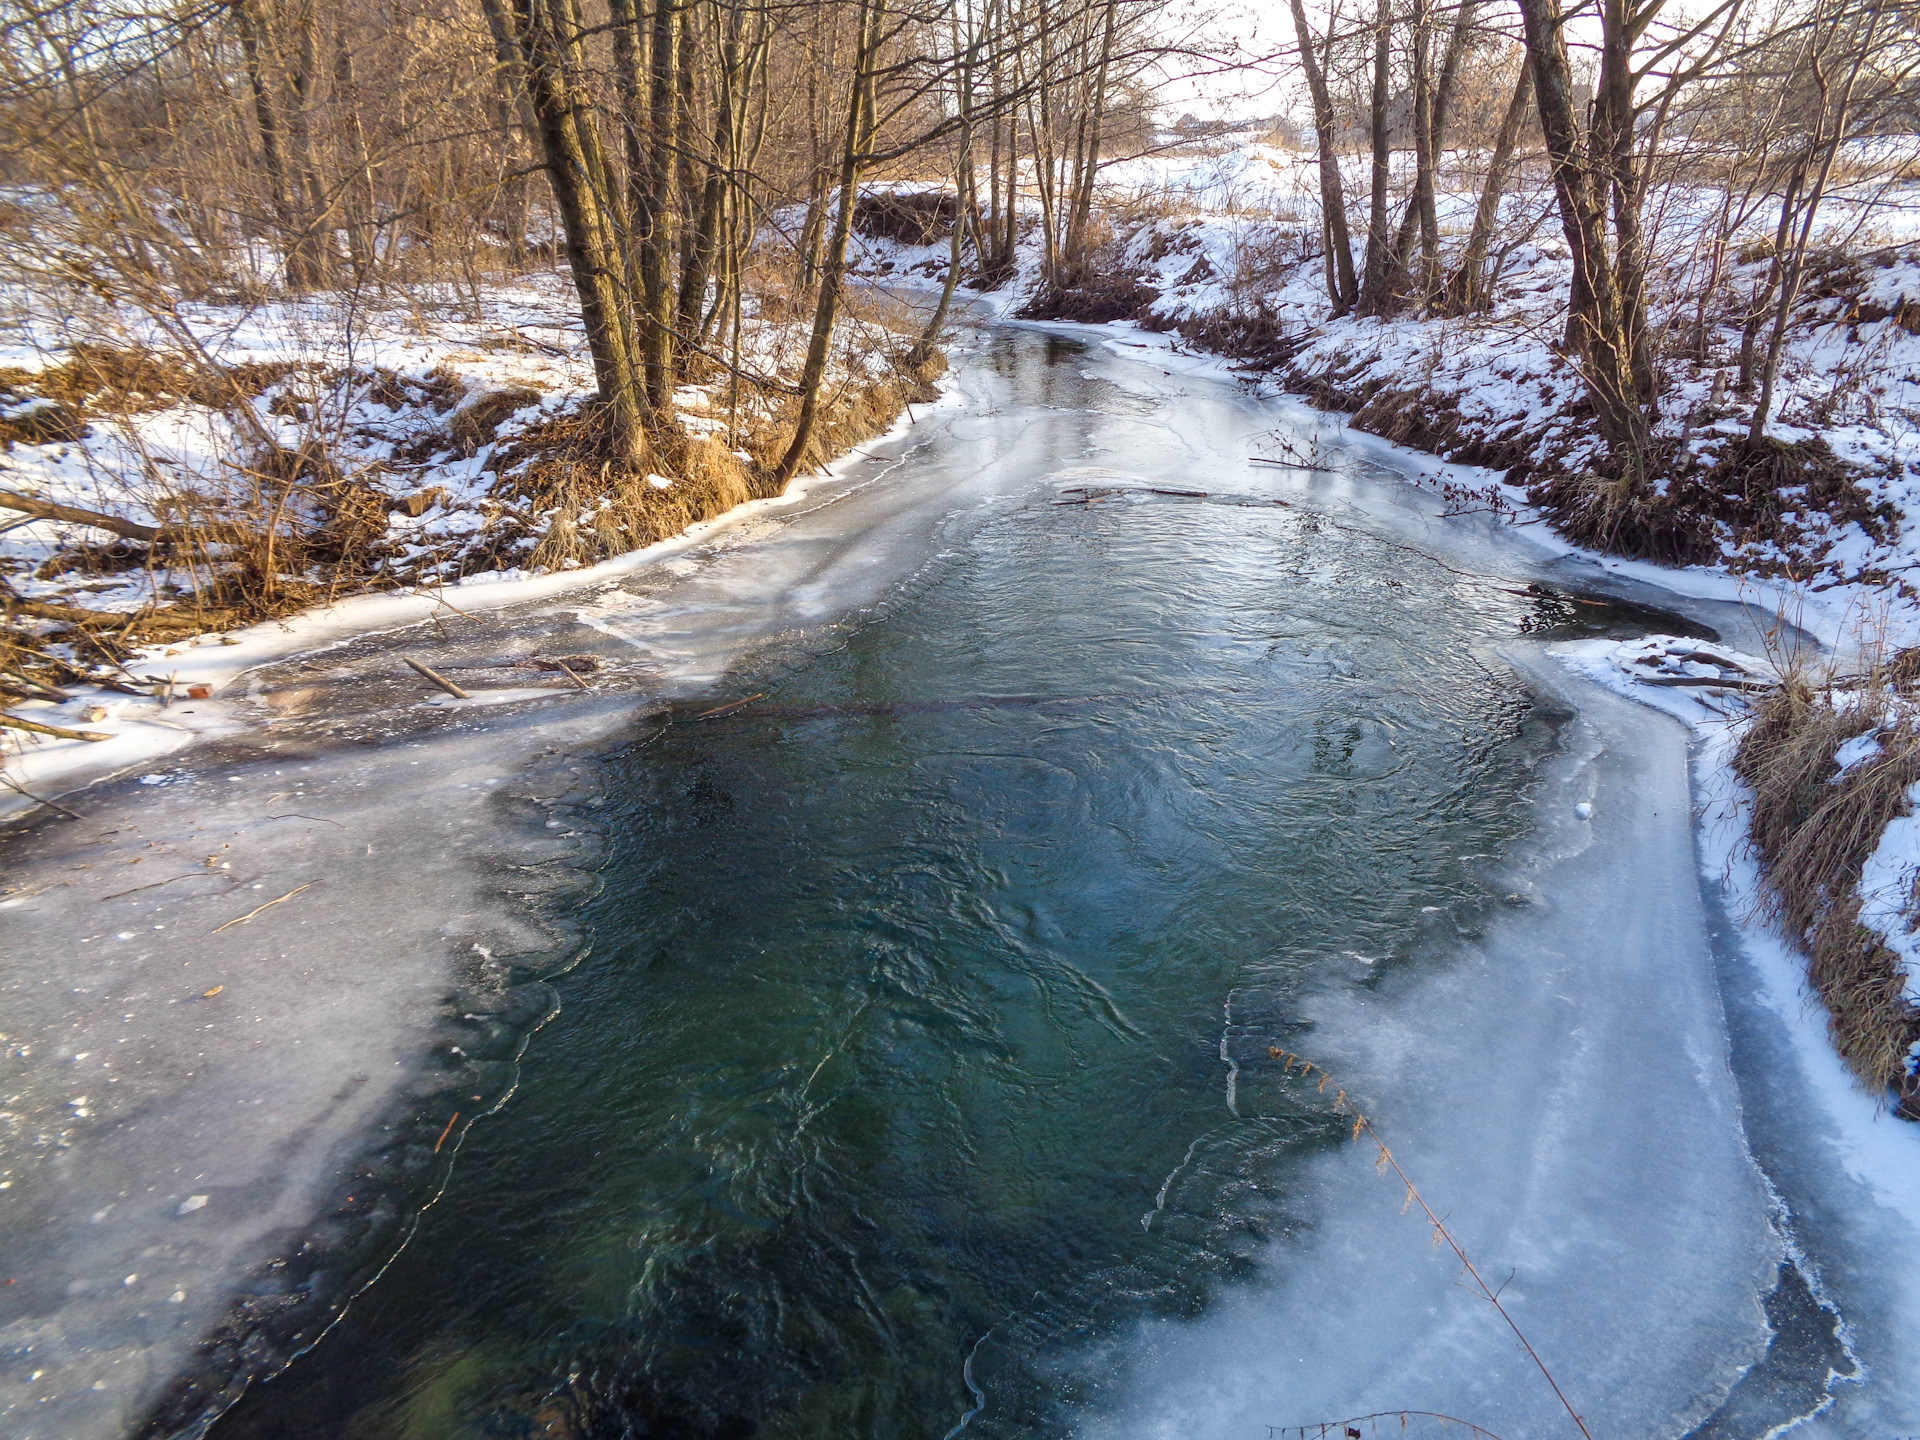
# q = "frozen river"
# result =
<box><xmin>2</xmin><ymin>322</ymin><xmax>1913</xmax><ymax>1439</ymax></box>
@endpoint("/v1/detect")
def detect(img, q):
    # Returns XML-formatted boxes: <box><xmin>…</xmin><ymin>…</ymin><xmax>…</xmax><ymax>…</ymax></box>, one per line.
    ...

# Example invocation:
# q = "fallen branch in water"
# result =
<box><xmin>693</xmin><ymin>692</ymin><xmax>765</xmax><ymax>720</ymax></box>
<box><xmin>0</xmin><ymin>770</ymin><xmax>82</xmax><ymax>819</ymax></box>
<box><xmin>1249</xmin><ymin>455</ymin><xmax>1334</xmax><ymax>472</ymax></box>
<box><xmin>104</xmin><ymin>872</ymin><xmax>205</xmax><ymax>900</ymax></box>
<box><xmin>405</xmin><ymin>656</ymin><xmax>470</xmax><ymax>699</ymax></box>
<box><xmin>1495</xmin><ymin>587</ymin><xmax>1611</xmax><ymax>607</ymax></box>
<box><xmin>1671</xmin><ymin>650</ymin><xmax>1756</xmax><ymax>675</ymax></box>
<box><xmin>1636</xmin><ymin>674</ymin><xmax>1771</xmax><ymax>692</ymax></box>
<box><xmin>1</xmin><ymin>712</ymin><xmax>112</xmax><ymax>741</ymax></box>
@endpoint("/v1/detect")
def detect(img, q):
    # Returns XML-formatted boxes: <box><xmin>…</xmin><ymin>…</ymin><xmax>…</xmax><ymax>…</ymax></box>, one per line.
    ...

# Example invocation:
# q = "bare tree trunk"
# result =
<box><xmin>1288</xmin><ymin>0</ymin><xmax>1357</xmax><ymax>311</ymax></box>
<box><xmin>704</xmin><ymin>10</ymin><xmax>769</xmax><ymax>348</ymax></box>
<box><xmin>1516</xmin><ymin>0</ymin><xmax>1650</xmax><ymax>476</ymax></box>
<box><xmin>676</xmin><ymin>1</ymin><xmax>738</xmax><ymax>368</ymax></box>
<box><xmin>1426</xmin><ymin>0</ymin><xmax>1476</xmax><ymax>155</ymax></box>
<box><xmin>234</xmin><ymin>0</ymin><xmax>302</xmax><ymax>283</ymax></box>
<box><xmin>1751</xmin><ymin>0</ymin><xmax>1886</xmax><ymax>441</ymax></box>
<box><xmin>485</xmin><ymin>0</ymin><xmax>649</xmax><ymax>467</ymax></box>
<box><xmin>914</xmin><ymin>154</ymin><xmax>971</xmax><ymax>367</ymax></box>
<box><xmin>915</xmin><ymin>12</ymin><xmax>978</xmax><ymax>366</ymax></box>
<box><xmin>984</xmin><ymin>89</ymin><xmax>1004</xmax><ymax>276</ymax></box>
<box><xmin>481</xmin><ymin>0</ymin><xmax>541</xmax><ymax>267</ymax></box>
<box><xmin>1356</xmin><ymin>0</ymin><xmax>1395</xmax><ymax>314</ymax></box>
<box><xmin>776</xmin><ymin>0</ymin><xmax>885</xmax><ymax>483</ymax></box>
<box><xmin>332</xmin><ymin>28</ymin><xmax>377</xmax><ymax>281</ymax></box>
<box><xmin>1388</xmin><ymin>0</ymin><xmax>1475</xmax><ymax>302</ymax></box>
<box><xmin>609</xmin><ymin>0</ymin><xmax>649</xmax><ymax>285</ymax></box>
<box><xmin>1001</xmin><ymin>98</ymin><xmax>1020</xmax><ymax>276</ymax></box>
<box><xmin>1029</xmin><ymin>19</ymin><xmax>1062</xmax><ymax>285</ymax></box>
<box><xmin>281</xmin><ymin>2</ymin><xmax>336</xmax><ymax>288</ymax></box>
<box><xmin>1409</xmin><ymin>0</ymin><xmax>1437</xmax><ymax>286</ymax></box>
<box><xmin>639</xmin><ymin>0</ymin><xmax>680</xmax><ymax>416</ymax></box>
<box><xmin>1063</xmin><ymin>0</ymin><xmax>1117</xmax><ymax>271</ymax></box>
<box><xmin>1442</xmin><ymin>62</ymin><xmax>1529</xmax><ymax>312</ymax></box>
<box><xmin>1592</xmin><ymin>0</ymin><xmax>1657</xmax><ymax>404</ymax></box>
<box><xmin>1738</xmin><ymin>161</ymin><xmax>1802</xmax><ymax>395</ymax></box>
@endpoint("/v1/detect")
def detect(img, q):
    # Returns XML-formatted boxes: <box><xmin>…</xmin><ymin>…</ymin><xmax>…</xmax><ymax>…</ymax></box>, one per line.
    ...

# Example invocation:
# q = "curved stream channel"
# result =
<box><xmin>14</xmin><ymin>324</ymin><xmax>1908</xmax><ymax>1440</ymax></box>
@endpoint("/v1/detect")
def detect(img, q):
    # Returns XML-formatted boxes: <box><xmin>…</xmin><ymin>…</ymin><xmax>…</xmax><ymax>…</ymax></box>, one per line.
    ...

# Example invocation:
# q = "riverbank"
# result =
<box><xmin>0</xmin><ymin>275</ymin><xmax>943</xmax><ymax>802</ymax></box>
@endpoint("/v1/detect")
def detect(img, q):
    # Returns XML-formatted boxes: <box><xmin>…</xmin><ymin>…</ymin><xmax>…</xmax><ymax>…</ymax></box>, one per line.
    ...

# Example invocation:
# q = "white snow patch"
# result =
<box><xmin>1833</xmin><ymin>730</ymin><xmax>1887</xmax><ymax>779</ymax></box>
<box><xmin>1860</xmin><ymin>794</ymin><xmax>1920</xmax><ymax>1003</ymax></box>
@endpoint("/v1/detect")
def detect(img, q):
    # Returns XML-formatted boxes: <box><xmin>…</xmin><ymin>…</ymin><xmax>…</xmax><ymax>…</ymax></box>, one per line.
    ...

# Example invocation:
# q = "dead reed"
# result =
<box><xmin>1530</xmin><ymin>436</ymin><xmax>1900</xmax><ymax>579</ymax></box>
<box><xmin>483</xmin><ymin>410</ymin><xmax>760</xmax><ymax>574</ymax></box>
<box><xmin>1268</xmin><ymin>1413</ymin><xmax>1508</xmax><ymax>1439</ymax></box>
<box><xmin>1267</xmin><ymin>1047</ymin><xmax>1594</xmax><ymax>1440</ymax></box>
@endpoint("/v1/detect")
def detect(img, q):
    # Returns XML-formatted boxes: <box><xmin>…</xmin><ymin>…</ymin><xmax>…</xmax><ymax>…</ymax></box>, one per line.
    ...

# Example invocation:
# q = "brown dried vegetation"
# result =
<box><xmin>1734</xmin><ymin>668</ymin><xmax>1920</xmax><ymax>1113</ymax></box>
<box><xmin>1533</xmin><ymin>437</ymin><xmax>1901</xmax><ymax>576</ymax></box>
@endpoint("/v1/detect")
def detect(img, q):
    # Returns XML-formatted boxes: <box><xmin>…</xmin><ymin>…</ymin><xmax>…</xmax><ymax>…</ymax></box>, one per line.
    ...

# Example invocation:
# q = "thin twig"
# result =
<box><xmin>0</xmin><ymin>770</ymin><xmax>82</xmax><ymax>819</ymax></box>
<box><xmin>104</xmin><ymin>872</ymin><xmax>203</xmax><ymax>900</ymax></box>
<box><xmin>1362</xmin><ymin>1119</ymin><xmax>1593</xmax><ymax>1439</ymax></box>
<box><xmin>212</xmin><ymin>881</ymin><xmax>313</xmax><ymax>933</ymax></box>
<box><xmin>1</xmin><ymin>712</ymin><xmax>112</xmax><ymax>741</ymax></box>
<box><xmin>1249</xmin><ymin>455</ymin><xmax>1335</xmax><ymax>471</ymax></box>
<box><xmin>433</xmin><ymin>1112</ymin><xmax>460</xmax><ymax>1153</ymax></box>
<box><xmin>693</xmin><ymin>692</ymin><xmax>764</xmax><ymax>719</ymax></box>
<box><xmin>1270</xmin><ymin>1411</ymin><xmax>1507</xmax><ymax>1439</ymax></box>
<box><xmin>427</xmin><ymin>587</ymin><xmax>485</xmax><ymax>624</ymax></box>
<box><xmin>1270</xmin><ymin>1048</ymin><xmax>1592</xmax><ymax>1440</ymax></box>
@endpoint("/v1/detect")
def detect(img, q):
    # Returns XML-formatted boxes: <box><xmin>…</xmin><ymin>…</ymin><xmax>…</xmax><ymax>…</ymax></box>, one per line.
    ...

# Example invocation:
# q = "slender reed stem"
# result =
<box><xmin>1270</xmin><ymin>1048</ymin><xmax>1593</xmax><ymax>1440</ymax></box>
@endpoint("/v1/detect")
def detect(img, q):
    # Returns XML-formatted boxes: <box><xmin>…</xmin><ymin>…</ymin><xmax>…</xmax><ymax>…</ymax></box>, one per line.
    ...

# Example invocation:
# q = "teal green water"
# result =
<box><xmin>211</xmin><ymin>337</ymin><xmax>1690</xmax><ymax>1440</ymax></box>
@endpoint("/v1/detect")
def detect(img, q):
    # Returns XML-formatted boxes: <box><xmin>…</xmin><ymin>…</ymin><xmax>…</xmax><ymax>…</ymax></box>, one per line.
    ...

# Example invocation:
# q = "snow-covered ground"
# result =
<box><xmin>1</xmin><ymin>275</ymin><xmax>600</xmax><ymax>605</ymax></box>
<box><xmin>857</xmin><ymin>135</ymin><xmax>1920</xmax><ymax>600</ymax></box>
<box><xmin>0</xmin><ymin>269</ymin><xmax>922</xmax><ymax>624</ymax></box>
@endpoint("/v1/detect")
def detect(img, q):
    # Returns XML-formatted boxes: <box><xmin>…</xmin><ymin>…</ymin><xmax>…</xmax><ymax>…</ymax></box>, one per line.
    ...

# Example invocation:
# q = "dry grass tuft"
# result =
<box><xmin>1531</xmin><ymin>435</ymin><xmax>1900</xmax><ymax>577</ymax></box>
<box><xmin>1018</xmin><ymin>268</ymin><xmax>1161</xmax><ymax>325</ymax></box>
<box><xmin>480</xmin><ymin>406</ymin><xmax>760</xmax><ymax>575</ymax></box>
<box><xmin>0</xmin><ymin>343</ymin><xmax>300</xmax><ymax>432</ymax></box>
<box><xmin>449</xmin><ymin>385</ymin><xmax>543</xmax><ymax>456</ymax></box>
<box><xmin>464</xmin><ymin>345</ymin><xmax>941</xmax><ymax>577</ymax></box>
<box><xmin>1734</xmin><ymin>666</ymin><xmax>1920</xmax><ymax>1110</ymax></box>
<box><xmin>851</xmin><ymin>189</ymin><xmax>958</xmax><ymax>246</ymax></box>
<box><xmin>1533</xmin><ymin>466</ymin><xmax>1716</xmax><ymax>566</ymax></box>
<box><xmin>754</xmin><ymin>348</ymin><xmax>945</xmax><ymax>478</ymax></box>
